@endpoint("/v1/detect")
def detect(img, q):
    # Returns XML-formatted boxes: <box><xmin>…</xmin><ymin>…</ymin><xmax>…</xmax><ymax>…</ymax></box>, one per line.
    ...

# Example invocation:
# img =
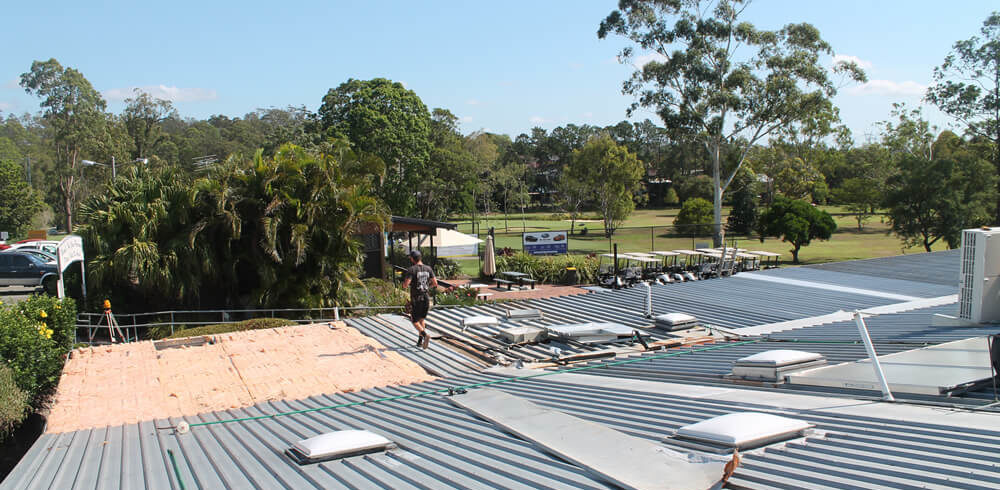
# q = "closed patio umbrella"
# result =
<box><xmin>483</xmin><ymin>234</ymin><xmax>496</xmax><ymax>277</ymax></box>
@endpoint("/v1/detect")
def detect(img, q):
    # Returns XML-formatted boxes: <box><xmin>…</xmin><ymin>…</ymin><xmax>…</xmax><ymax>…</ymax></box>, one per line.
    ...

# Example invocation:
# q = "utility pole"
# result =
<box><xmin>24</xmin><ymin>155</ymin><xmax>31</xmax><ymax>185</ymax></box>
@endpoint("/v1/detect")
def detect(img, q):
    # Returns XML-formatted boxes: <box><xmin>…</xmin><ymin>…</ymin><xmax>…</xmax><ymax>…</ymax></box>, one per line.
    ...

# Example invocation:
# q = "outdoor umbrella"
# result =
<box><xmin>483</xmin><ymin>234</ymin><xmax>496</xmax><ymax>277</ymax></box>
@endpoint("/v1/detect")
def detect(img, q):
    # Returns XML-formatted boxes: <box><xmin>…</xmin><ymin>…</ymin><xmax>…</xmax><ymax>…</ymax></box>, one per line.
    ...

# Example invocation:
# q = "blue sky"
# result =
<box><xmin>1</xmin><ymin>1</ymin><xmax>995</xmax><ymax>143</ymax></box>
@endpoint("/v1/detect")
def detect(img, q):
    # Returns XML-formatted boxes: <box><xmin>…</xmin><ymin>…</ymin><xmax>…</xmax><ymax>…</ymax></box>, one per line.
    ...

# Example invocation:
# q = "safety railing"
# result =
<box><xmin>76</xmin><ymin>304</ymin><xmax>470</xmax><ymax>345</ymax></box>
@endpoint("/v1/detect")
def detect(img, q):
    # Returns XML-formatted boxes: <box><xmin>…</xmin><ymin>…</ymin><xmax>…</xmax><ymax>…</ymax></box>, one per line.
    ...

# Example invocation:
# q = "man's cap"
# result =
<box><xmin>409</xmin><ymin>250</ymin><xmax>422</xmax><ymax>261</ymax></box>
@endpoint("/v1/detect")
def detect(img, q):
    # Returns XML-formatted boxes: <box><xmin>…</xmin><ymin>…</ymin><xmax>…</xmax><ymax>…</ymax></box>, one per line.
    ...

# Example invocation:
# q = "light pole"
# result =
<box><xmin>81</xmin><ymin>157</ymin><xmax>148</xmax><ymax>179</ymax></box>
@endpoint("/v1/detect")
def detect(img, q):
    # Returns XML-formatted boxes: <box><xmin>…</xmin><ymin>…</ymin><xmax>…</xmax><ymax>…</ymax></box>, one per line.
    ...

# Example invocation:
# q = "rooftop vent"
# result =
<box><xmin>461</xmin><ymin>315</ymin><xmax>499</xmax><ymax>332</ymax></box>
<box><xmin>499</xmin><ymin>325</ymin><xmax>548</xmax><ymax>344</ymax></box>
<box><xmin>506</xmin><ymin>308</ymin><xmax>543</xmax><ymax>321</ymax></box>
<box><xmin>670</xmin><ymin>412</ymin><xmax>813</xmax><ymax>453</ymax></box>
<box><xmin>731</xmin><ymin>350</ymin><xmax>826</xmax><ymax>382</ymax></box>
<box><xmin>286</xmin><ymin>430</ymin><xmax>395</xmax><ymax>464</ymax></box>
<box><xmin>654</xmin><ymin>313</ymin><xmax>698</xmax><ymax>331</ymax></box>
<box><xmin>545</xmin><ymin>322</ymin><xmax>633</xmax><ymax>344</ymax></box>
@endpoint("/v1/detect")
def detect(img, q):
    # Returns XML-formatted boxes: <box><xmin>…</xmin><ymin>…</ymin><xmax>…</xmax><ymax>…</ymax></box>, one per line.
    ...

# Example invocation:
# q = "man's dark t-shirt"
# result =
<box><xmin>406</xmin><ymin>264</ymin><xmax>434</xmax><ymax>321</ymax></box>
<box><xmin>406</xmin><ymin>264</ymin><xmax>435</xmax><ymax>298</ymax></box>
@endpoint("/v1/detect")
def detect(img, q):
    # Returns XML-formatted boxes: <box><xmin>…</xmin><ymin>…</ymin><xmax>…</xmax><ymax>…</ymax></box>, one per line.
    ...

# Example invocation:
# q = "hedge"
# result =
<box><xmin>494</xmin><ymin>252</ymin><xmax>600</xmax><ymax>284</ymax></box>
<box><xmin>163</xmin><ymin>318</ymin><xmax>297</xmax><ymax>339</ymax></box>
<box><xmin>0</xmin><ymin>296</ymin><xmax>77</xmax><ymax>407</ymax></box>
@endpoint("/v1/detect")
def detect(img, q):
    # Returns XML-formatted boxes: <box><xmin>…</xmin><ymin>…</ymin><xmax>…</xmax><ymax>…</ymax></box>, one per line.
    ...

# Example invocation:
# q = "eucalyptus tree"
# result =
<box><xmin>122</xmin><ymin>89</ymin><xmax>176</xmax><ymax>159</ymax></box>
<box><xmin>20</xmin><ymin>59</ymin><xmax>107</xmax><ymax>231</ymax></box>
<box><xmin>599</xmin><ymin>0</ymin><xmax>865</xmax><ymax>245</ymax></box>
<box><xmin>926</xmin><ymin>11</ymin><xmax>1000</xmax><ymax>220</ymax></box>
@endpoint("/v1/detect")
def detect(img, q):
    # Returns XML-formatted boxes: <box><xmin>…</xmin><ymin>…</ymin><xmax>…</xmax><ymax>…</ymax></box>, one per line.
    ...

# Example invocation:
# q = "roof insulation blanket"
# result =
<box><xmin>451</xmin><ymin>388</ymin><xmax>725</xmax><ymax>490</ymax></box>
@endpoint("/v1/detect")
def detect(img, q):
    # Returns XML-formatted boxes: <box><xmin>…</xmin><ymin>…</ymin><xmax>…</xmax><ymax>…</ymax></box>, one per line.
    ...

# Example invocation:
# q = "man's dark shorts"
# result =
<box><xmin>410</xmin><ymin>295</ymin><xmax>430</xmax><ymax>322</ymax></box>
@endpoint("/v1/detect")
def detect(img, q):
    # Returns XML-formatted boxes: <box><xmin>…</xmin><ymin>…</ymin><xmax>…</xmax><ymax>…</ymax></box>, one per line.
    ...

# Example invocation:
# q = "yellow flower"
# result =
<box><xmin>55</xmin><ymin>305</ymin><xmax>61</xmax><ymax>310</ymax></box>
<box><xmin>39</xmin><ymin>311</ymin><xmax>48</xmax><ymax>319</ymax></box>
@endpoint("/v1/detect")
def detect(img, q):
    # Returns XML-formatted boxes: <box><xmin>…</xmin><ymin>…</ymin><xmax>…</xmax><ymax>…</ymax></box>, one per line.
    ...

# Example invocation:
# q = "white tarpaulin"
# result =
<box><xmin>405</xmin><ymin>229</ymin><xmax>483</xmax><ymax>257</ymax></box>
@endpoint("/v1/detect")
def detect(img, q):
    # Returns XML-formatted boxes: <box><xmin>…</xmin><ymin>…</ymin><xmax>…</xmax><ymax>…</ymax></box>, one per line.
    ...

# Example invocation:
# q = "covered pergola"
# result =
<box><xmin>358</xmin><ymin>216</ymin><xmax>458</xmax><ymax>279</ymax></box>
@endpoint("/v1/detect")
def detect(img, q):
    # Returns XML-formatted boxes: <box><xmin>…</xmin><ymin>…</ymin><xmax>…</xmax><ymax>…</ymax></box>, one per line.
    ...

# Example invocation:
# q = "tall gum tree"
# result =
<box><xmin>599</xmin><ymin>0</ymin><xmax>865</xmax><ymax>245</ymax></box>
<box><xmin>20</xmin><ymin>59</ymin><xmax>107</xmax><ymax>231</ymax></box>
<box><xmin>926</xmin><ymin>11</ymin><xmax>1000</xmax><ymax>222</ymax></box>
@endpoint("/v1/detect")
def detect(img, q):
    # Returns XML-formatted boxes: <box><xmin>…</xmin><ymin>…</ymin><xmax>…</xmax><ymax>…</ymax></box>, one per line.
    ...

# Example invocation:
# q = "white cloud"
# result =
<box><xmin>848</xmin><ymin>79</ymin><xmax>927</xmax><ymax>97</ymax></box>
<box><xmin>0</xmin><ymin>101</ymin><xmax>13</xmax><ymax>111</ymax></box>
<box><xmin>529</xmin><ymin>116</ymin><xmax>550</xmax><ymax>124</ymax></box>
<box><xmin>582</xmin><ymin>112</ymin><xmax>594</xmax><ymax>119</ymax></box>
<box><xmin>103</xmin><ymin>85</ymin><xmax>218</xmax><ymax>103</ymax></box>
<box><xmin>631</xmin><ymin>53</ymin><xmax>667</xmax><ymax>68</ymax></box>
<box><xmin>461</xmin><ymin>116</ymin><xmax>473</xmax><ymax>123</ymax></box>
<box><xmin>832</xmin><ymin>54</ymin><xmax>873</xmax><ymax>69</ymax></box>
<box><xmin>465</xmin><ymin>99</ymin><xmax>481</xmax><ymax>106</ymax></box>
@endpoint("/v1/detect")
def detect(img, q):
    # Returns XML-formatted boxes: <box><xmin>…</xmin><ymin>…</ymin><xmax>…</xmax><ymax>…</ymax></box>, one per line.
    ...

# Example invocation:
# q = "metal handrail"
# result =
<box><xmin>75</xmin><ymin>303</ymin><xmax>473</xmax><ymax>343</ymax></box>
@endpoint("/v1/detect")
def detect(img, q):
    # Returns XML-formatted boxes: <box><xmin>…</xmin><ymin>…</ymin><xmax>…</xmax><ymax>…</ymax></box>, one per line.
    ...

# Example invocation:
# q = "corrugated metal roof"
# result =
<box><xmin>766</xmin><ymin>303</ymin><xmax>1000</xmax><ymax>343</ymax></box>
<box><xmin>754</xmin><ymin>266</ymin><xmax>957</xmax><ymax>298</ymax></box>
<box><xmin>803</xmin><ymin>249</ymin><xmax>961</xmax><ymax>286</ymax></box>
<box><xmin>552</xmin><ymin>339</ymin><xmax>1000</xmax><ymax>405</ymax></box>
<box><xmin>559</xmin><ymin>340</ymin><xmax>921</xmax><ymax>384</ymax></box>
<box><xmin>347</xmin><ymin>259</ymin><xmax>964</xmax><ymax>373</ymax></box>
<box><xmin>349</xmin><ymin>278</ymin><xmax>912</xmax><ymax>369</ymax></box>
<box><xmin>7</xmin><ymin>368</ymin><xmax>1000</xmax><ymax>490</ymax></box>
<box><xmin>345</xmin><ymin>315</ymin><xmax>489</xmax><ymax>376</ymax></box>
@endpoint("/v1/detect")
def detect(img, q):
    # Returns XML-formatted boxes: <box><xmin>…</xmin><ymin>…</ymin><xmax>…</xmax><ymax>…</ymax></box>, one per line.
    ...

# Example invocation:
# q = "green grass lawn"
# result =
<box><xmin>444</xmin><ymin>207</ymin><xmax>943</xmax><ymax>276</ymax></box>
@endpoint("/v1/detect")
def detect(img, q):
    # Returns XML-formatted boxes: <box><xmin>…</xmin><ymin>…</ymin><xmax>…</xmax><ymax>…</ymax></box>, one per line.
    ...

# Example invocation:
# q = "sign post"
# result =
<box><xmin>522</xmin><ymin>231</ymin><xmax>569</xmax><ymax>255</ymax></box>
<box><xmin>56</xmin><ymin>235</ymin><xmax>86</xmax><ymax>300</ymax></box>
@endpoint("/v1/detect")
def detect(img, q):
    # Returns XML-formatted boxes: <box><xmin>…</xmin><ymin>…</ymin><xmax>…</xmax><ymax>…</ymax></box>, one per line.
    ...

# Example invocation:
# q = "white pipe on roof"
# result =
<box><xmin>853</xmin><ymin>311</ymin><xmax>895</xmax><ymax>402</ymax></box>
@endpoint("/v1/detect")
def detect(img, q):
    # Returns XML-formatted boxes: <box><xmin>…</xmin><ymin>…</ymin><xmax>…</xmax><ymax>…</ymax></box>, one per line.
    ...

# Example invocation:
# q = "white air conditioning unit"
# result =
<box><xmin>958</xmin><ymin>227</ymin><xmax>1000</xmax><ymax>324</ymax></box>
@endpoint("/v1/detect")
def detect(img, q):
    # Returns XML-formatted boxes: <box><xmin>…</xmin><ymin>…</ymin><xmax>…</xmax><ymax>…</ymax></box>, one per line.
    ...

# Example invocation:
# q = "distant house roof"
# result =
<box><xmin>356</xmin><ymin>216</ymin><xmax>458</xmax><ymax>235</ymax></box>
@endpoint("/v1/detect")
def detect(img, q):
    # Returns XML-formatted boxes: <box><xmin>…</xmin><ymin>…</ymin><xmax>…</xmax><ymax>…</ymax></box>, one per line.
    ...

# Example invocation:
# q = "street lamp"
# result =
<box><xmin>81</xmin><ymin>157</ymin><xmax>148</xmax><ymax>179</ymax></box>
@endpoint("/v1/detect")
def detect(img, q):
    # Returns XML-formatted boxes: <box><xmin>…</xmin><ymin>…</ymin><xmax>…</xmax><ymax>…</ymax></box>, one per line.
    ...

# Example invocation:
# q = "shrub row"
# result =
<box><xmin>0</xmin><ymin>295</ymin><xmax>77</xmax><ymax>441</ymax></box>
<box><xmin>0</xmin><ymin>364</ymin><xmax>28</xmax><ymax>441</ymax></box>
<box><xmin>163</xmin><ymin>318</ymin><xmax>296</xmax><ymax>339</ymax></box>
<box><xmin>494</xmin><ymin>252</ymin><xmax>600</xmax><ymax>284</ymax></box>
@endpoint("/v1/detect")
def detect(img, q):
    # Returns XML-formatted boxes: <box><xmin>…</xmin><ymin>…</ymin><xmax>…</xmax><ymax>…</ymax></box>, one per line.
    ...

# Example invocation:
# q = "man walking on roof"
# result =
<box><xmin>402</xmin><ymin>250</ymin><xmax>448</xmax><ymax>349</ymax></box>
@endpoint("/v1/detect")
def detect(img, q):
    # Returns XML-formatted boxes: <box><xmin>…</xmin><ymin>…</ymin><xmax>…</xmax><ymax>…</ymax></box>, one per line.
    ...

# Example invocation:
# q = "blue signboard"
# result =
<box><xmin>523</xmin><ymin>231</ymin><xmax>569</xmax><ymax>255</ymax></box>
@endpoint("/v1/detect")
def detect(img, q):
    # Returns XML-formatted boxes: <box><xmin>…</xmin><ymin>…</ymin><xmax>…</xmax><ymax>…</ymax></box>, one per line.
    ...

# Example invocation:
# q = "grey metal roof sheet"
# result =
<box><xmin>8</xmin><ymin>369</ymin><xmax>1000</xmax><ymax>490</ymax></box>
<box><xmin>550</xmin><ymin>339</ymin><xmax>1000</xmax><ymax>405</ymax></box>
<box><xmin>351</xmin><ymin>278</ymin><xmax>911</xmax><ymax>368</ymax></box>
<box><xmin>766</xmin><ymin>303</ymin><xmax>1000</xmax><ymax>344</ymax></box>
<box><xmin>347</xmin><ymin>265</ymin><xmax>959</xmax><ymax>372</ymax></box>
<box><xmin>559</xmin><ymin>340</ymin><xmax>921</xmax><ymax>383</ymax></box>
<box><xmin>803</xmin><ymin>249</ymin><xmax>961</xmax><ymax>286</ymax></box>
<box><xmin>754</xmin><ymin>266</ymin><xmax>958</xmax><ymax>298</ymax></box>
<box><xmin>345</xmin><ymin>315</ymin><xmax>489</xmax><ymax>376</ymax></box>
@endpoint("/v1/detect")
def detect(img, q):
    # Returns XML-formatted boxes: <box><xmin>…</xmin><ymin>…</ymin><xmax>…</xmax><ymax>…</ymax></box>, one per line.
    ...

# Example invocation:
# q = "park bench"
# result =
<box><xmin>518</xmin><ymin>278</ymin><xmax>537</xmax><ymax>289</ymax></box>
<box><xmin>495</xmin><ymin>278</ymin><xmax>514</xmax><ymax>290</ymax></box>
